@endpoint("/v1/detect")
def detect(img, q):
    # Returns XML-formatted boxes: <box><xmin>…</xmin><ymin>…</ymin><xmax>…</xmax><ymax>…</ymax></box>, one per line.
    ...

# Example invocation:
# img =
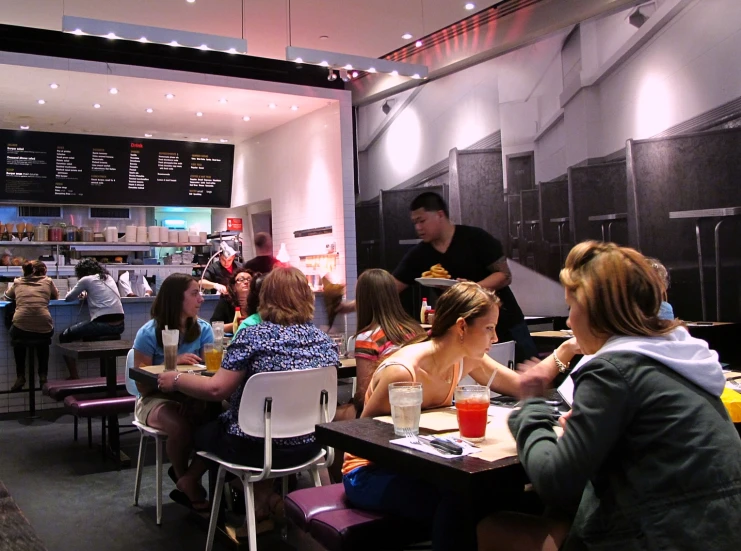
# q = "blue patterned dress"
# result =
<box><xmin>219</xmin><ymin>321</ymin><xmax>340</xmax><ymax>447</ymax></box>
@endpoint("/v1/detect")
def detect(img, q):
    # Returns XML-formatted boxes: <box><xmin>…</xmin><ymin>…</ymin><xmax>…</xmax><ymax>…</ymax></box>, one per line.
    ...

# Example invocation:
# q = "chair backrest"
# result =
<box><xmin>238</xmin><ymin>367</ymin><xmax>337</xmax><ymax>439</ymax></box>
<box><xmin>124</xmin><ymin>349</ymin><xmax>139</xmax><ymax>397</ymax></box>
<box><xmin>488</xmin><ymin>340</ymin><xmax>516</xmax><ymax>369</ymax></box>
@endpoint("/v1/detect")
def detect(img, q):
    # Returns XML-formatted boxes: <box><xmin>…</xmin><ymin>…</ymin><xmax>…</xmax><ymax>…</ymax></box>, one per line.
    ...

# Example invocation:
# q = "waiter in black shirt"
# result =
<box><xmin>343</xmin><ymin>192</ymin><xmax>537</xmax><ymax>362</ymax></box>
<box><xmin>201</xmin><ymin>242</ymin><xmax>242</xmax><ymax>295</ymax></box>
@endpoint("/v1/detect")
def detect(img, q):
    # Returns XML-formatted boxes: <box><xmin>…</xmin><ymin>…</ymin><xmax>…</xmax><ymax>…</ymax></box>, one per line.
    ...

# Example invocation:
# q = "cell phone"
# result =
<box><xmin>430</xmin><ymin>438</ymin><xmax>463</xmax><ymax>455</ymax></box>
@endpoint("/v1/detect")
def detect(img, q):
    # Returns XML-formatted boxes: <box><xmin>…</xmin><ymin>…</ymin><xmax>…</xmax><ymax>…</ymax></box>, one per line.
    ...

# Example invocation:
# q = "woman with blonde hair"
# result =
<box><xmin>342</xmin><ymin>281</ymin><xmax>569</xmax><ymax>551</ymax></box>
<box><xmin>478</xmin><ymin>241</ymin><xmax>741</xmax><ymax>551</ymax></box>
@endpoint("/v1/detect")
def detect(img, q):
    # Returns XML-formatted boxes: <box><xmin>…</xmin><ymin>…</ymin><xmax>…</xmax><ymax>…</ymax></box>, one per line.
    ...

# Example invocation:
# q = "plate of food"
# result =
<box><xmin>415</xmin><ymin>264</ymin><xmax>458</xmax><ymax>288</ymax></box>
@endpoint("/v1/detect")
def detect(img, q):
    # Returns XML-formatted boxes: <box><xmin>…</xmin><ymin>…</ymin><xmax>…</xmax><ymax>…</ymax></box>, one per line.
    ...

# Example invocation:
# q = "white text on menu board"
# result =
<box><xmin>91</xmin><ymin>147</ymin><xmax>117</xmax><ymax>187</ymax></box>
<box><xmin>55</xmin><ymin>145</ymin><xmax>83</xmax><ymax>196</ymax></box>
<box><xmin>128</xmin><ymin>143</ymin><xmax>149</xmax><ymax>190</ymax></box>
<box><xmin>157</xmin><ymin>152</ymin><xmax>181</xmax><ymax>183</ymax></box>
<box><xmin>189</xmin><ymin>153</ymin><xmax>222</xmax><ymax>197</ymax></box>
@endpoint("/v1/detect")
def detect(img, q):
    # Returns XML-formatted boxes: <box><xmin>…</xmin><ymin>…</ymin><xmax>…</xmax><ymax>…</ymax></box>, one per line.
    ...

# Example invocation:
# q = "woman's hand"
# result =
<box><xmin>177</xmin><ymin>353</ymin><xmax>202</xmax><ymax>365</ymax></box>
<box><xmin>157</xmin><ymin>371</ymin><xmax>178</xmax><ymax>393</ymax></box>
<box><xmin>556</xmin><ymin>337</ymin><xmax>581</xmax><ymax>362</ymax></box>
<box><xmin>558</xmin><ymin>410</ymin><xmax>572</xmax><ymax>432</ymax></box>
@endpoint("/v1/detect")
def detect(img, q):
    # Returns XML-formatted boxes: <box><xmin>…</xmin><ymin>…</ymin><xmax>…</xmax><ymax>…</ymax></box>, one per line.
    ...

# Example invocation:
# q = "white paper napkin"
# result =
<box><xmin>390</xmin><ymin>435</ymin><xmax>480</xmax><ymax>459</ymax></box>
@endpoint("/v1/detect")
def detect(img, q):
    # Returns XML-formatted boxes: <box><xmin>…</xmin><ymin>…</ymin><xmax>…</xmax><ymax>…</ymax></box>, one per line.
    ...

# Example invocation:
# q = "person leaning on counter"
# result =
<box><xmin>200</xmin><ymin>242</ymin><xmax>242</xmax><ymax>295</ymax></box>
<box><xmin>341</xmin><ymin>192</ymin><xmax>538</xmax><ymax>363</ymax></box>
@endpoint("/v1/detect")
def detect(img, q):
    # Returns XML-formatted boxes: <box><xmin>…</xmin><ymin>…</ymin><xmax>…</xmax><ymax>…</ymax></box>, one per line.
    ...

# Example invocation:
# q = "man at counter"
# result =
<box><xmin>117</xmin><ymin>264</ymin><xmax>153</xmax><ymax>297</ymax></box>
<box><xmin>242</xmin><ymin>232</ymin><xmax>279</xmax><ymax>274</ymax></box>
<box><xmin>200</xmin><ymin>242</ymin><xmax>242</xmax><ymax>295</ymax></box>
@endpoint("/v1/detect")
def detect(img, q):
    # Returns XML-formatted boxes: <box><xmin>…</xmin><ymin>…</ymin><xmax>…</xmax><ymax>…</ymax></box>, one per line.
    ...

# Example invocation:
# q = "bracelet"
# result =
<box><xmin>173</xmin><ymin>372</ymin><xmax>182</xmax><ymax>390</ymax></box>
<box><xmin>553</xmin><ymin>350</ymin><xmax>569</xmax><ymax>373</ymax></box>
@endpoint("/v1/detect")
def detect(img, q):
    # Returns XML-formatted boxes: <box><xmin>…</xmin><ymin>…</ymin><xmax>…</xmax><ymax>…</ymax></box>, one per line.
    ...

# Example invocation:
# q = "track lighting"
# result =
<box><xmin>339</xmin><ymin>68</ymin><xmax>350</xmax><ymax>82</ymax></box>
<box><xmin>327</xmin><ymin>68</ymin><xmax>338</xmax><ymax>81</ymax></box>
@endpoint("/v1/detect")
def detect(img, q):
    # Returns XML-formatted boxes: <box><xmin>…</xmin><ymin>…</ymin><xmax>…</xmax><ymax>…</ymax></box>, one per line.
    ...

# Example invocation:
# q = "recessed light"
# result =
<box><xmin>196</xmin><ymin>112</ymin><xmax>203</xmax><ymax>117</ymax></box>
<box><xmin>295</xmin><ymin>57</ymin><xmax>303</xmax><ymax>63</ymax></box>
<box><xmin>49</xmin><ymin>83</ymin><xmax>59</xmax><ymax>89</ymax></box>
<box><xmin>199</xmin><ymin>44</ymin><xmax>209</xmax><ymax>50</ymax></box>
<box><xmin>165</xmin><ymin>93</ymin><xmax>175</xmax><ymax>99</ymax></box>
<box><xmin>242</xmin><ymin>116</ymin><xmax>251</xmax><ymax>121</ymax></box>
<box><xmin>37</xmin><ymin>99</ymin><xmax>46</xmax><ymax>105</ymax></box>
<box><xmin>344</xmin><ymin>64</ymin><xmax>353</xmax><ymax>70</ymax></box>
<box><xmin>20</xmin><ymin>125</ymin><xmax>29</xmax><ymax>130</ymax></box>
<box><xmin>220</xmin><ymin>139</ymin><xmax>228</xmax><ymax>143</ymax></box>
<box><xmin>109</xmin><ymin>87</ymin><xmax>118</xmax><ymax>95</ymax></box>
<box><xmin>402</xmin><ymin>33</ymin><xmax>413</xmax><ymax>40</ymax></box>
<box><xmin>93</xmin><ymin>103</ymin><xmax>101</xmax><ymax>108</ymax></box>
<box><xmin>290</xmin><ymin>105</ymin><xmax>299</xmax><ymax>111</ymax></box>
<box><xmin>145</xmin><ymin>108</ymin><xmax>153</xmax><ymax>113</ymax></box>
<box><xmin>352</xmin><ymin>71</ymin><xmax>359</xmax><ymax>78</ymax></box>
<box><xmin>368</xmin><ymin>67</ymin><xmax>377</xmax><ymax>73</ymax></box>
<box><xmin>268</xmin><ymin>103</ymin><xmax>277</xmax><ymax>109</ymax></box>
<box><xmin>169</xmin><ymin>40</ymin><xmax>180</xmax><ymax>47</ymax></box>
<box><xmin>319</xmin><ymin>60</ymin><xmax>329</xmax><ymax>67</ymax></box>
<box><xmin>144</xmin><ymin>133</ymin><xmax>152</xmax><ymax>137</ymax></box>
<box><xmin>72</xmin><ymin>28</ymin><xmax>84</xmax><ymax>35</ymax></box>
<box><xmin>227</xmin><ymin>47</ymin><xmax>237</xmax><ymax>54</ymax></box>
<box><xmin>319</xmin><ymin>35</ymin><xmax>329</xmax><ymax>40</ymax></box>
<box><xmin>391</xmin><ymin>70</ymin><xmax>399</xmax><ymax>76</ymax></box>
<box><xmin>139</xmin><ymin>36</ymin><xmax>148</xmax><ymax>43</ymax></box>
<box><xmin>200</xmin><ymin>137</ymin><xmax>208</xmax><ymax>141</ymax></box>
<box><xmin>415</xmin><ymin>40</ymin><xmax>423</xmax><ymax>47</ymax></box>
<box><xmin>465</xmin><ymin>3</ymin><xmax>475</xmax><ymax>10</ymax></box>
<box><xmin>106</xmin><ymin>32</ymin><xmax>117</xmax><ymax>39</ymax></box>
<box><xmin>218</xmin><ymin>98</ymin><xmax>227</xmax><ymax>104</ymax></box>
<box><xmin>187</xmin><ymin>0</ymin><xmax>195</xmax><ymax>3</ymax></box>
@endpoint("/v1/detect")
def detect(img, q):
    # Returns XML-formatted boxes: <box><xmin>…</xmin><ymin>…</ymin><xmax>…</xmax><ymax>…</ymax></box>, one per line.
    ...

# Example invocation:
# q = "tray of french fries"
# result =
<box><xmin>415</xmin><ymin>264</ymin><xmax>458</xmax><ymax>287</ymax></box>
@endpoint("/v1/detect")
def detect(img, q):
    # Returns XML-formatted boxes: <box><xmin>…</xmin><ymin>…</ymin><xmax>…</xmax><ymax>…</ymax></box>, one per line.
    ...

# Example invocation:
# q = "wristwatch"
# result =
<box><xmin>553</xmin><ymin>350</ymin><xmax>569</xmax><ymax>373</ymax></box>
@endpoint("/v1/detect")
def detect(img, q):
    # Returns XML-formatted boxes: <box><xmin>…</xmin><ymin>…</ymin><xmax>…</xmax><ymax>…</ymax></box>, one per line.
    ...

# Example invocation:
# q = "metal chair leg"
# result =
<box><xmin>87</xmin><ymin>418</ymin><xmax>93</xmax><ymax>448</ymax></box>
<box><xmin>73</xmin><ymin>416</ymin><xmax>78</xmax><ymax>441</ymax></box>
<box><xmin>310</xmin><ymin>466</ymin><xmax>322</xmax><ymax>488</ymax></box>
<box><xmin>134</xmin><ymin>432</ymin><xmax>146</xmax><ymax>506</ymax></box>
<box><xmin>155</xmin><ymin>435</ymin><xmax>163</xmax><ymax>526</ymax></box>
<box><xmin>243</xmin><ymin>479</ymin><xmax>258</xmax><ymax>551</ymax></box>
<box><xmin>205</xmin><ymin>467</ymin><xmax>227</xmax><ymax>551</ymax></box>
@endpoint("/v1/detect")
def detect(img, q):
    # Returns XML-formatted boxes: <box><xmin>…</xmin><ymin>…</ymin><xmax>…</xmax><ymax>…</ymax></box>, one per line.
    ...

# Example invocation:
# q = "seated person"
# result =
<box><xmin>478</xmin><ymin>241</ymin><xmax>741</xmax><ymax>551</ymax></box>
<box><xmin>61</xmin><ymin>258</ymin><xmax>125</xmax><ymax>379</ymax></box>
<box><xmin>646</xmin><ymin>257</ymin><xmax>674</xmax><ymax>320</ymax></box>
<box><xmin>157</xmin><ymin>266</ymin><xmax>339</xmax><ymax>535</ymax></box>
<box><xmin>236</xmin><ymin>271</ymin><xmax>266</xmax><ymax>334</ymax></box>
<box><xmin>209</xmin><ymin>269</ymin><xmax>251</xmax><ymax>333</ymax></box>
<box><xmin>117</xmin><ymin>269</ymin><xmax>153</xmax><ymax>297</ymax></box>
<box><xmin>342</xmin><ymin>282</ymin><xmax>570</xmax><ymax>551</ymax></box>
<box><xmin>133</xmin><ymin>272</ymin><xmax>214</xmax><ymax>511</ymax></box>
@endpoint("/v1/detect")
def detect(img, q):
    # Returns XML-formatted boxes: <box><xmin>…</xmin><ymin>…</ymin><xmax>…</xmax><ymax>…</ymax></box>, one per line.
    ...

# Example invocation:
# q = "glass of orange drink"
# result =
<box><xmin>204</xmin><ymin>343</ymin><xmax>223</xmax><ymax>372</ymax></box>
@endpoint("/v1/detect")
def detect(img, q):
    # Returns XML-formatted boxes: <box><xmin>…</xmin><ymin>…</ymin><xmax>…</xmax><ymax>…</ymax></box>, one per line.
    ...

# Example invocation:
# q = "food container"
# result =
<box><xmin>104</xmin><ymin>227</ymin><xmax>118</xmax><ymax>242</ymax></box>
<box><xmin>124</xmin><ymin>225</ymin><xmax>137</xmax><ymax>243</ymax></box>
<box><xmin>148</xmin><ymin>226</ymin><xmax>160</xmax><ymax>242</ymax></box>
<box><xmin>34</xmin><ymin>224</ymin><xmax>48</xmax><ymax>242</ymax></box>
<box><xmin>64</xmin><ymin>225</ymin><xmax>78</xmax><ymax>242</ymax></box>
<box><xmin>168</xmin><ymin>230</ymin><xmax>178</xmax><ymax>243</ymax></box>
<box><xmin>136</xmin><ymin>226</ymin><xmax>148</xmax><ymax>243</ymax></box>
<box><xmin>178</xmin><ymin>230</ymin><xmax>189</xmax><ymax>243</ymax></box>
<box><xmin>79</xmin><ymin>227</ymin><xmax>93</xmax><ymax>242</ymax></box>
<box><xmin>93</xmin><ymin>232</ymin><xmax>105</xmax><ymax>242</ymax></box>
<box><xmin>49</xmin><ymin>224</ymin><xmax>63</xmax><ymax>242</ymax></box>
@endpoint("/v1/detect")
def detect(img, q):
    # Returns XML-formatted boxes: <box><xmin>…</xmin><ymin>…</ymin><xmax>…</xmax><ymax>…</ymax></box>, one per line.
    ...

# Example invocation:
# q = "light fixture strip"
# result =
<box><xmin>62</xmin><ymin>16</ymin><xmax>248</xmax><ymax>53</ymax></box>
<box><xmin>286</xmin><ymin>46</ymin><xmax>428</xmax><ymax>79</ymax></box>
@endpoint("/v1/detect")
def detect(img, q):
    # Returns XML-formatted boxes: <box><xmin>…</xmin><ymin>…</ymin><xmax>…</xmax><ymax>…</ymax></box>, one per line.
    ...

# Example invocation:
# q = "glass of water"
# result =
<box><xmin>388</xmin><ymin>382</ymin><xmax>423</xmax><ymax>436</ymax></box>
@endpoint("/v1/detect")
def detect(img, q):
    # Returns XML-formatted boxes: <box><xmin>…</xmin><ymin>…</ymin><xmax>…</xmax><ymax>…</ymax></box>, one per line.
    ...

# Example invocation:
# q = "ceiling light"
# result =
<box><xmin>391</xmin><ymin>70</ymin><xmax>399</xmax><ymax>76</ymax></box>
<box><xmin>49</xmin><ymin>83</ymin><xmax>59</xmax><ymax>89</ymax></box>
<box><xmin>412</xmin><ymin>73</ymin><xmax>421</xmax><ymax>79</ymax></box>
<box><xmin>218</xmin><ymin>98</ymin><xmax>227</xmax><ymax>104</ymax></box>
<box><xmin>344</xmin><ymin>64</ymin><xmax>352</xmax><ymax>70</ymax></box>
<box><xmin>402</xmin><ymin>33</ymin><xmax>413</xmax><ymax>40</ymax></box>
<box><xmin>144</xmin><ymin>133</ymin><xmax>152</xmax><ymax>137</ymax></box>
<box><xmin>352</xmin><ymin>71</ymin><xmax>359</xmax><ymax>78</ymax></box>
<box><xmin>465</xmin><ymin>2</ymin><xmax>475</xmax><ymax>10</ymax></box>
<box><xmin>286</xmin><ymin>46</ymin><xmax>428</xmax><ymax>79</ymax></box>
<box><xmin>339</xmin><ymin>68</ymin><xmax>350</xmax><ymax>82</ymax></box>
<box><xmin>145</xmin><ymin>108</ymin><xmax>153</xmax><ymax>113</ymax></box>
<box><xmin>290</xmin><ymin>105</ymin><xmax>299</xmax><ymax>111</ymax></box>
<box><xmin>93</xmin><ymin>103</ymin><xmax>101</xmax><ymax>108</ymax></box>
<box><xmin>37</xmin><ymin>99</ymin><xmax>46</xmax><ymax>105</ymax></box>
<box><xmin>201</xmin><ymin>137</ymin><xmax>209</xmax><ymax>141</ymax></box>
<box><xmin>268</xmin><ymin>103</ymin><xmax>276</xmax><ymax>109</ymax></box>
<box><xmin>228</xmin><ymin>47</ymin><xmax>237</xmax><ymax>53</ymax></box>
<box><xmin>62</xmin><ymin>17</ymin><xmax>247</xmax><ymax>53</ymax></box>
<box><xmin>327</xmin><ymin>68</ymin><xmax>337</xmax><ymax>81</ymax></box>
<box><xmin>242</xmin><ymin>115</ymin><xmax>251</xmax><ymax>121</ymax></box>
<box><xmin>109</xmin><ymin>87</ymin><xmax>118</xmax><ymax>94</ymax></box>
<box><xmin>187</xmin><ymin>0</ymin><xmax>196</xmax><ymax>3</ymax></box>
<box><xmin>220</xmin><ymin>139</ymin><xmax>228</xmax><ymax>143</ymax></box>
<box><xmin>199</xmin><ymin>44</ymin><xmax>209</xmax><ymax>50</ymax></box>
<box><xmin>415</xmin><ymin>40</ymin><xmax>423</xmax><ymax>47</ymax></box>
<box><xmin>295</xmin><ymin>57</ymin><xmax>303</xmax><ymax>63</ymax></box>
<box><xmin>20</xmin><ymin>125</ymin><xmax>29</xmax><ymax>130</ymax></box>
<box><xmin>196</xmin><ymin>112</ymin><xmax>203</xmax><ymax>117</ymax></box>
<box><xmin>165</xmin><ymin>93</ymin><xmax>174</xmax><ymax>99</ymax></box>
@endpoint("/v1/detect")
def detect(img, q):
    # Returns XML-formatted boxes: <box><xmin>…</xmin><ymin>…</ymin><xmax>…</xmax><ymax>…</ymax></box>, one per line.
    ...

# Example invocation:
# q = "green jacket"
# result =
<box><xmin>509</xmin><ymin>352</ymin><xmax>741</xmax><ymax>550</ymax></box>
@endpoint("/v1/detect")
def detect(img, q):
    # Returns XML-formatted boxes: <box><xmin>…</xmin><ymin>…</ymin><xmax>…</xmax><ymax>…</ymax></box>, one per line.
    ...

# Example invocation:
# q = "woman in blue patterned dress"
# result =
<box><xmin>157</xmin><ymin>265</ymin><xmax>339</xmax><ymax>526</ymax></box>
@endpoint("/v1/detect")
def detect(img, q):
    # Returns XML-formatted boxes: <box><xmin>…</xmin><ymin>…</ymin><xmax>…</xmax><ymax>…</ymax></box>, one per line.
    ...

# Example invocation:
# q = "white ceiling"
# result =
<box><xmin>0</xmin><ymin>64</ymin><xmax>335</xmax><ymax>142</ymax></box>
<box><xmin>0</xmin><ymin>0</ymin><xmax>503</xmax><ymax>60</ymax></box>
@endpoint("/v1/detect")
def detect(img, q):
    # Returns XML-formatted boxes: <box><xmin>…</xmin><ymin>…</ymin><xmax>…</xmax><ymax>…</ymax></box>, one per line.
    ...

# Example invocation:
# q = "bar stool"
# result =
<box><xmin>17</xmin><ymin>336</ymin><xmax>52</xmax><ymax>419</ymax></box>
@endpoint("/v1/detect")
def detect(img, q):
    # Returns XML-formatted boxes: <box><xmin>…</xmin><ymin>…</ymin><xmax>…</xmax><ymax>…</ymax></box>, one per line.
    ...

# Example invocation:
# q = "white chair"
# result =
<box><xmin>199</xmin><ymin>367</ymin><xmax>338</xmax><ymax>551</ymax></box>
<box><xmin>459</xmin><ymin>340</ymin><xmax>516</xmax><ymax>386</ymax></box>
<box><xmin>126</xmin><ymin>349</ymin><xmax>169</xmax><ymax>526</ymax></box>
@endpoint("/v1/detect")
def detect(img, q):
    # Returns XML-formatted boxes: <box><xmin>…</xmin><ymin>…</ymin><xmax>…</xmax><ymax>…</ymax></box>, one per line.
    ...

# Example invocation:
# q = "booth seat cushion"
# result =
<box><xmin>43</xmin><ymin>376</ymin><xmax>126</xmax><ymax>399</ymax></box>
<box><xmin>63</xmin><ymin>395</ymin><xmax>136</xmax><ymax>418</ymax></box>
<box><xmin>285</xmin><ymin>483</ymin><xmax>350</xmax><ymax>531</ymax></box>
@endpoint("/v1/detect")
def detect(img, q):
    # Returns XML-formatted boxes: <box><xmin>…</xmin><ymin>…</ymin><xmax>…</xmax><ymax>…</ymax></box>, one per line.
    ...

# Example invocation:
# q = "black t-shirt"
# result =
<box><xmin>203</xmin><ymin>259</ymin><xmax>242</xmax><ymax>288</ymax></box>
<box><xmin>242</xmin><ymin>255</ymin><xmax>279</xmax><ymax>275</ymax></box>
<box><xmin>210</xmin><ymin>296</ymin><xmax>237</xmax><ymax>325</ymax></box>
<box><xmin>393</xmin><ymin>224</ymin><xmax>524</xmax><ymax>333</ymax></box>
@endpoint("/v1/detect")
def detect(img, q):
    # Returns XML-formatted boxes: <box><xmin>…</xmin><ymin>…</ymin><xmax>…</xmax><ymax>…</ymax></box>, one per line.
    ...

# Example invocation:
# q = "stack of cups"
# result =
<box><xmin>148</xmin><ymin>226</ymin><xmax>160</xmax><ymax>243</ymax></box>
<box><xmin>136</xmin><ymin>226</ymin><xmax>148</xmax><ymax>243</ymax></box>
<box><xmin>124</xmin><ymin>225</ymin><xmax>137</xmax><ymax>243</ymax></box>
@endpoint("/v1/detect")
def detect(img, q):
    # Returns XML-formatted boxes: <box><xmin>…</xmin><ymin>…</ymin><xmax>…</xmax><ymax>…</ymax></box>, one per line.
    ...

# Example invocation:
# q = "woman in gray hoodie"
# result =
<box><xmin>478</xmin><ymin>241</ymin><xmax>741</xmax><ymax>551</ymax></box>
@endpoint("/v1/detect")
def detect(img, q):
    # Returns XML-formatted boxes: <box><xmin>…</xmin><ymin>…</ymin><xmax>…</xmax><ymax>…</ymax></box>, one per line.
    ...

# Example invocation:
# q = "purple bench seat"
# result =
<box><xmin>43</xmin><ymin>376</ymin><xmax>126</xmax><ymax>401</ymax></box>
<box><xmin>286</xmin><ymin>484</ymin><xmax>430</xmax><ymax>551</ymax></box>
<box><xmin>63</xmin><ymin>394</ymin><xmax>136</xmax><ymax>418</ymax></box>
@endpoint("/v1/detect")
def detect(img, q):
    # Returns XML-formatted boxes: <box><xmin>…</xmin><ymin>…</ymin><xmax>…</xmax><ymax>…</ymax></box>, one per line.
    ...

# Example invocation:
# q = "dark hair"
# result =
<box><xmin>226</xmin><ymin>268</ymin><xmax>253</xmax><ymax>308</ymax></box>
<box><xmin>247</xmin><ymin>272</ymin><xmax>266</xmax><ymax>316</ymax></box>
<box><xmin>355</xmin><ymin>269</ymin><xmax>426</xmax><ymax>346</ymax></box>
<box><xmin>22</xmin><ymin>260</ymin><xmax>47</xmax><ymax>277</ymax></box>
<box><xmin>75</xmin><ymin>258</ymin><xmax>109</xmax><ymax>280</ymax></box>
<box><xmin>409</xmin><ymin>192</ymin><xmax>449</xmax><ymax>218</ymax></box>
<box><xmin>150</xmin><ymin>273</ymin><xmax>202</xmax><ymax>346</ymax></box>
<box><xmin>254</xmin><ymin>232</ymin><xmax>272</xmax><ymax>249</ymax></box>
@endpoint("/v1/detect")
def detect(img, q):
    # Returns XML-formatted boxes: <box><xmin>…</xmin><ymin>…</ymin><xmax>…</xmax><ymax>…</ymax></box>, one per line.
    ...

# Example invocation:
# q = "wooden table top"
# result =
<box><xmin>56</xmin><ymin>340</ymin><xmax>133</xmax><ymax>359</ymax></box>
<box><xmin>315</xmin><ymin>418</ymin><xmax>525</xmax><ymax>496</ymax></box>
<box><xmin>531</xmin><ymin>330</ymin><xmax>571</xmax><ymax>339</ymax></box>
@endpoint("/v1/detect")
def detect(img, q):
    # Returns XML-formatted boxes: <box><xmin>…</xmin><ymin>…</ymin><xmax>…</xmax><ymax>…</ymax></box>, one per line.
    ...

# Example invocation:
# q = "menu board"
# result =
<box><xmin>0</xmin><ymin>130</ymin><xmax>234</xmax><ymax>207</ymax></box>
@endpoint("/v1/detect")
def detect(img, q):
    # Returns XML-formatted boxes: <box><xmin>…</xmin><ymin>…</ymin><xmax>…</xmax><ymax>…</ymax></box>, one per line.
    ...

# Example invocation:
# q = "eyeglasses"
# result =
<box><xmin>235</xmin><ymin>278</ymin><xmax>251</xmax><ymax>283</ymax></box>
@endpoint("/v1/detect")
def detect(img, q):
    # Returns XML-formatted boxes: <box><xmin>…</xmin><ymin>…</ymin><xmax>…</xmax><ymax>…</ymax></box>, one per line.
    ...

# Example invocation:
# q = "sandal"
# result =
<box><xmin>169</xmin><ymin>489</ymin><xmax>210</xmax><ymax>513</ymax></box>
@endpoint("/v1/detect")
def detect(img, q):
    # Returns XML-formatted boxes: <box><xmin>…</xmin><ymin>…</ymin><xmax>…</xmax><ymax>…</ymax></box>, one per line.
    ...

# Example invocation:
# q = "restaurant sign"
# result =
<box><xmin>227</xmin><ymin>218</ymin><xmax>243</xmax><ymax>231</ymax></box>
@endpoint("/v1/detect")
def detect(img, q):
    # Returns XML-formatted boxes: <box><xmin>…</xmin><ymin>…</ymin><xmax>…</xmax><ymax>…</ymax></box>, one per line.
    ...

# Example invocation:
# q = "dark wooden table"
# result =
<box><xmin>315</xmin><ymin>418</ymin><xmax>526</xmax><ymax>498</ymax></box>
<box><xmin>57</xmin><ymin>340</ymin><xmax>133</xmax><ymax>465</ymax></box>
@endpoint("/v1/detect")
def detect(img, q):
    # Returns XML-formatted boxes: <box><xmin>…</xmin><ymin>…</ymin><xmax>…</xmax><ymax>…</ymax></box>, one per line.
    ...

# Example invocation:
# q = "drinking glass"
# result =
<box><xmin>203</xmin><ymin>343</ymin><xmax>223</xmax><ymax>373</ymax></box>
<box><xmin>388</xmin><ymin>382</ymin><xmax>423</xmax><ymax>436</ymax></box>
<box><xmin>330</xmin><ymin>334</ymin><xmax>347</xmax><ymax>358</ymax></box>
<box><xmin>454</xmin><ymin>385</ymin><xmax>490</xmax><ymax>442</ymax></box>
<box><xmin>161</xmin><ymin>329</ymin><xmax>179</xmax><ymax>372</ymax></box>
<box><xmin>211</xmin><ymin>322</ymin><xmax>224</xmax><ymax>352</ymax></box>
